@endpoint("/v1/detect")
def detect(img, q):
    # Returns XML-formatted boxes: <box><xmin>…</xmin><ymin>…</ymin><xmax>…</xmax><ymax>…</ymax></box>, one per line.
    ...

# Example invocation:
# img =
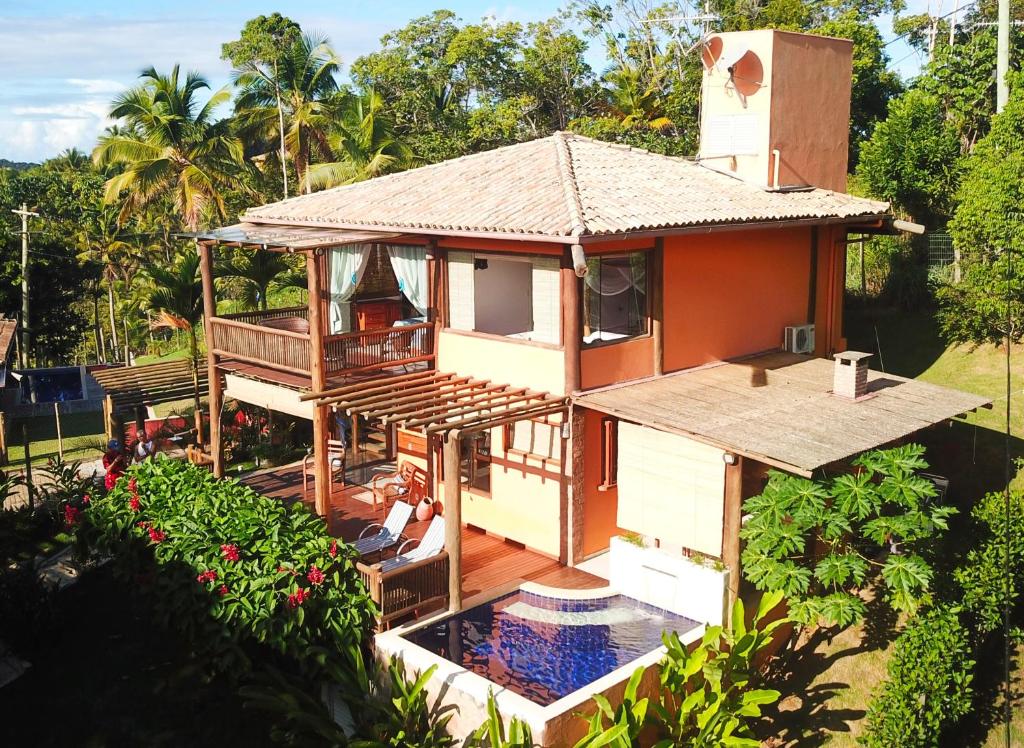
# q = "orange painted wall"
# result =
<box><xmin>581</xmin><ymin>408</ymin><xmax>623</xmax><ymax>557</ymax></box>
<box><xmin>580</xmin><ymin>335</ymin><xmax>655</xmax><ymax>390</ymax></box>
<box><xmin>662</xmin><ymin>227</ymin><xmax>814</xmax><ymax>372</ymax></box>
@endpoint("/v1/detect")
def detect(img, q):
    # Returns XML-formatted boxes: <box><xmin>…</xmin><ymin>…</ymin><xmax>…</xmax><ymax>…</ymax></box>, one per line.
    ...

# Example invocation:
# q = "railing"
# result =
<box><xmin>357</xmin><ymin>551</ymin><xmax>450</xmax><ymax>631</ymax></box>
<box><xmin>219</xmin><ymin>306</ymin><xmax>309</xmax><ymax>327</ymax></box>
<box><xmin>209</xmin><ymin>317</ymin><xmax>311</xmax><ymax>376</ymax></box>
<box><xmin>325</xmin><ymin>322</ymin><xmax>435</xmax><ymax>377</ymax></box>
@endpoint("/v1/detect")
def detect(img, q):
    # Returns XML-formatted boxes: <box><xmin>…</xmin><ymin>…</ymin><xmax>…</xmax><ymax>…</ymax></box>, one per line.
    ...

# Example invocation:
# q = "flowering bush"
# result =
<box><xmin>76</xmin><ymin>458</ymin><xmax>376</xmax><ymax>686</ymax></box>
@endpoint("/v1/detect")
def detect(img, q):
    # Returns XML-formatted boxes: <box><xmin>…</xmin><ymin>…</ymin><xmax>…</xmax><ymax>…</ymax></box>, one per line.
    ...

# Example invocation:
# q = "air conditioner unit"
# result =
<box><xmin>784</xmin><ymin>324</ymin><xmax>815</xmax><ymax>354</ymax></box>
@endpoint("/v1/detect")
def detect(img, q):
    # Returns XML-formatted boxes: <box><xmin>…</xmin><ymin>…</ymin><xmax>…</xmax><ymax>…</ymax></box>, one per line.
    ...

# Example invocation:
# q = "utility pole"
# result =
<box><xmin>12</xmin><ymin>204</ymin><xmax>39</xmax><ymax>369</ymax></box>
<box><xmin>997</xmin><ymin>0</ymin><xmax>1010</xmax><ymax>112</ymax></box>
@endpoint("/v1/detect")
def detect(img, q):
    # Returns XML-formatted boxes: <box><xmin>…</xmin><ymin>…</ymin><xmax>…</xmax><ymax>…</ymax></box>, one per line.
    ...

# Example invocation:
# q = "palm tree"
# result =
<box><xmin>216</xmin><ymin>249</ymin><xmax>293</xmax><ymax>310</ymax></box>
<box><xmin>305</xmin><ymin>89</ymin><xmax>415</xmax><ymax>190</ymax></box>
<box><xmin>232</xmin><ymin>33</ymin><xmax>341</xmax><ymax>194</ymax></box>
<box><xmin>146</xmin><ymin>250</ymin><xmax>204</xmax><ymax>435</ymax></box>
<box><xmin>604</xmin><ymin>63</ymin><xmax>672</xmax><ymax>130</ymax></box>
<box><xmin>93</xmin><ymin>65</ymin><xmax>246</xmax><ymax>230</ymax></box>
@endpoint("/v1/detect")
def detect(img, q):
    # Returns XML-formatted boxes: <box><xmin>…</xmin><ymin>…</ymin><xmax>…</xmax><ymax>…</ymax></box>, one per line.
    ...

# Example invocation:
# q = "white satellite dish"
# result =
<box><xmin>715</xmin><ymin>44</ymin><xmax>751</xmax><ymax>73</ymax></box>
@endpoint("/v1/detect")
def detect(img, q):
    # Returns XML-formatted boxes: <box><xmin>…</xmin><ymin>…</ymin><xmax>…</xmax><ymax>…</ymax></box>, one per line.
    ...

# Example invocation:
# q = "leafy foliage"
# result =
<box><xmin>862</xmin><ymin>604</ymin><xmax>975</xmax><ymax>747</ymax></box>
<box><xmin>741</xmin><ymin>445</ymin><xmax>953</xmax><ymax>628</ymax></box>
<box><xmin>468</xmin><ymin>691</ymin><xmax>535</xmax><ymax>748</ymax></box>
<box><xmin>574</xmin><ymin>591</ymin><xmax>787</xmax><ymax>747</ymax></box>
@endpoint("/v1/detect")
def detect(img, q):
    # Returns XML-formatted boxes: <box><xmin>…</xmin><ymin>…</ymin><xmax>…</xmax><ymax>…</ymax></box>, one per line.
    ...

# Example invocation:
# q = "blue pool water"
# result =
<box><xmin>19</xmin><ymin>367</ymin><xmax>83</xmax><ymax>403</ymax></box>
<box><xmin>403</xmin><ymin>590</ymin><xmax>699</xmax><ymax>706</ymax></box>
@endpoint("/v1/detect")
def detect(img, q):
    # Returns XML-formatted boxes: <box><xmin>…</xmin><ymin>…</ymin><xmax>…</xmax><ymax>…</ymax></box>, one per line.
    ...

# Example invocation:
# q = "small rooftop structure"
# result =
<box><xmin>91</xmin><ymin>359</ymin><xmax>209</xmax><ymax>412</ymax></box>
<box><xmin>575</xmin><ymin>352</ymin><xmax>992</xmax><ymax>476</ymax></box>
<box><xmin>0</xmin><ymin>318</ymin><xmax>17</xmax><ymax>388</ymax></box>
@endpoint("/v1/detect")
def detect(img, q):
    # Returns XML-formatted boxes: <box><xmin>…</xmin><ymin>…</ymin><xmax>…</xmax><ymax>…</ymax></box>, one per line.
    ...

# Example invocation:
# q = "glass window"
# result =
<box><xmin>460</xmin><ymin>432</ymin><xmax>491</xmax><ymax>493</ymax></box>
<box><xmin>582</xmin><ymin>251</ymin><xmax>649</xmax><ymax>346</ymax></box>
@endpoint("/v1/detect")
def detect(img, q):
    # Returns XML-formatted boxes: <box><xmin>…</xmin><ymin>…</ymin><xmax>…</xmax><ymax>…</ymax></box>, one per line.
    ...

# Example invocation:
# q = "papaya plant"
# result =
<box><xmin>740</xmin><ymin>444</ymin><xmax>954</xmax><ymax>628</ymax></box>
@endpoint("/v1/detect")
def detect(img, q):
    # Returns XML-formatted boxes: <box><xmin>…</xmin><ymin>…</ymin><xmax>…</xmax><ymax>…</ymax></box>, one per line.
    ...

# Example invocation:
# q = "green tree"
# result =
<box><xmin>741</xmin><ymin>444</ymin><xmax>954</xmax><ymax>629</ymax></box>
<box><xmin>216</xmin><ymin>248</ymin><xmax>293</xmax><ymax>311</ymax></box>
<box><xmin>232</xmin><ymin>32</ymin><xmax>341</xmax><ymax>194</ymax></box>
<box><xmin>94</xmin><ymin>65</ymin><xmax>245</xmax><ymax>230</ymax></box>
<box><xmin>222</xmin><ymin>13</ymin><xmax>303</xmax><ymax>199</ymax></box>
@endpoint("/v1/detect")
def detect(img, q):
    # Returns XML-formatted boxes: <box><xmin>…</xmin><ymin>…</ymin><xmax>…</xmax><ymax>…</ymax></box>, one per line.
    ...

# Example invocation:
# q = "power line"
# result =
<box><xmin>882</xmin><ymin>0</ymin><xmax>979</xmax><ymax>48</ymax></box>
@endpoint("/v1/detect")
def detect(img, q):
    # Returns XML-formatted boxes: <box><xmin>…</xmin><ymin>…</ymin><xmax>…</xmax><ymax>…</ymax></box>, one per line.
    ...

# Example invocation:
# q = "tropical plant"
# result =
<box><xmin>469</xmin><ymin>691</ymin><xmax>535</xmax><ymax>748</ymax></box>
<box><xmin>232</xmin><ymin>32</ymin><xmax>341</xmax><ymax>194</ymax></box>
<box><xmin>574</xmin><ymin>590</ymin><xmax>787</xmax><ymax>747</ymax></box>
<box><xmin>216</xmin><ymin>248</ymin><xmax>294</xmax><ymax>310</ymax></box>
<box><xmin>358</xmin><ymin>660</ymin><xmax>455</xmax><ymax>747</ymax></box>
<box><xmin>862</xmin><ymin>604</ymin><xmax>975</xmax><ymax>748</ymax></box>
<box><xmin>741</xmin><ymin>444</ymin><xmax>954</xmax><ymax>629</ymax></box>
<box><xmin>93</xmin><ymin>65</ymin><xmax>246</xmax><ymax>229</ymax></box>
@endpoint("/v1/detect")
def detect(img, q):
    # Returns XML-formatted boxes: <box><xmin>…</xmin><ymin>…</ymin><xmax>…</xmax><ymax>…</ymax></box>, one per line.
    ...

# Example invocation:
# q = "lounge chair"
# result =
<box><xmin>351</xmin><ymin>500</ymin><xmax>414</xmax><ymax>559</ymax></box>
<box><xmin>370</xmin><ymin>461</ymin><xmax>416</xmax><ymax>512</ymax></box>
<box><xmin>378</xmin><ymin>514</ymin><xmax>445</xmax><ymax>573</ymax></box>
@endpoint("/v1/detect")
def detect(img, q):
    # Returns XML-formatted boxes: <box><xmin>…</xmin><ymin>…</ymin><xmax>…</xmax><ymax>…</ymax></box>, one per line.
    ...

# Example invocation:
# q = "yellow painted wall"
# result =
<box><xmin>437</xmin><ymin>329</ymin><xmax>566</xmax><ymax>395</ymax></box>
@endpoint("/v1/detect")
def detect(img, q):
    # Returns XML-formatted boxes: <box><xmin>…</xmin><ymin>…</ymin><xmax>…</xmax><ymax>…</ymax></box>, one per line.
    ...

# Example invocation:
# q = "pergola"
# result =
<box><xmin>91</xmin><ymin>359</ymin><xmax>209</xmax><ymax>440</ymax></box>
<box><xmin>302</xmin><ymin>370</ymin><xmax>568</xmax><ymax>610</ymax></box>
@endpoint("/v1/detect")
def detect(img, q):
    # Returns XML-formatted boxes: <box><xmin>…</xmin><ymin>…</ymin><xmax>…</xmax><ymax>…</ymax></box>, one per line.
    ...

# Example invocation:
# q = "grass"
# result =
<box><xmin>0</xmin><ymin>566</ymin><xmax>276</xmax><ymax>747</ymax></box>
<box><xmin>133</xmin><ymin>347</ymin><xmax>191</xmax><ymax>366</ymax></box>
<box><xmin>6</xmin><ymin>410</ymin><xmax>106</xmax><ymax>467</ymax></box>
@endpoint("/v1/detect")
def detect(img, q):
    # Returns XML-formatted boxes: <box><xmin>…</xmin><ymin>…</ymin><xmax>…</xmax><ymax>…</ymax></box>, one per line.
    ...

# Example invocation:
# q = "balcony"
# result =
<box><xmin>209</xmin><ymin>307</ymin><xmax>435</xmax><ymax>381</ymax></box>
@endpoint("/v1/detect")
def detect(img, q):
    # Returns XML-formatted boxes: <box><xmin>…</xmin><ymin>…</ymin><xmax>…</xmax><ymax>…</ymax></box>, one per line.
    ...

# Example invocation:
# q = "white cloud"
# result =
<box><xmin>67</xmin><ymin>79</ymin><xmax>128</xmax><ymax>95</ymax></box>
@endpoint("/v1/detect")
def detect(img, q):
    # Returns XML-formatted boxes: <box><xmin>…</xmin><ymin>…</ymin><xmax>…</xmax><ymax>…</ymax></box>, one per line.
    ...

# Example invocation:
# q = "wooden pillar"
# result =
<box><xmin>442</xmin><ymin>434</ymin><xmax>463</xmax><ymax>612</ymax></box>
<box><xmin>198</xmin><ymin>241</ymin><xmax>224</xmax><ymax>477</ymax></box>
<box><xmin>723</xmin><ymin>454</ymin><xmax>744</xmax><ymax>617</ymax></box>
<box><xmin>103</xmin><ymin>395</ymin><xmax>114</xmax><ymax>440</ymax></box>
<box><xmin>568</xmin><ymin>406</ymin><xmax>586</xmax><ymax>565</ymax></box>
<box><xmin>307</xmin><ymin>250</ymin><xmax>330</xmax><ymax>519</ymax></box>
<box><xmin>436</xmin><ymin>247</ymin><xmax>449</xmax><ymax>330</ymax></box>
<box><xmin>561</xmin><ymin>247</ymin><xmax>581</xmax><ymax>394</ymax></box>
<box><xmin>651</xmin><ymin>239</ymin><xmax>664</xmax><ymax>377</ymax></box>
<box><xmin>0</xmin><ymin>411</ymin><xmax>7</xmax><ymax>466</ymax></box>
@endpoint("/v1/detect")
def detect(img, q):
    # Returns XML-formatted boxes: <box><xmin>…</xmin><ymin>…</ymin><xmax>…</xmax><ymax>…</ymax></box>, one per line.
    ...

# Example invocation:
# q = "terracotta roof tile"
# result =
<box><xmin>243</xmin><ymin>132</ymin><xmax>890</xmax><ymax>239</ymax></box>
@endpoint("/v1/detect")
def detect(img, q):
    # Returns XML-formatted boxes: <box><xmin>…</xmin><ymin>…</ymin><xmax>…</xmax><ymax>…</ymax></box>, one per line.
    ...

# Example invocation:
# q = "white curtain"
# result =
<box><xmin>584</xmin><ymin>256</ymin><xmax>646</xmax><ymax>296</ymax></box>
<box><xmin>386</xmin><ymin>245</ymin><xmax>429</xmax><ymax>317</ymax></box>
<box><xmin>329</xmin><ymin>245</ymin><xmax>372</xmax><ymax>333</ymax></box>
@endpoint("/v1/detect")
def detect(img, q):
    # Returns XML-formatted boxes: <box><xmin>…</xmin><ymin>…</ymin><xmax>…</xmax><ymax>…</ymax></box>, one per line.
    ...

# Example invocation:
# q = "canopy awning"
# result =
<box><xmin>92</xmin><ymin>359</ymin><xmax>208</xmax><ymax>411</ymax></box>
<box><xmin>302</xmin><ymin>370</ymin><xmax>567</xmax><ymax>436</ymax></box>
<box><xmin>575</xmin><ymin>352</ymin><xmax>992</xmax><ymax>476</ymax></box>
<box><xmin>182</xmin><ymin>223</ymin><xmax>404</xmax><ymax>252</ymax></box>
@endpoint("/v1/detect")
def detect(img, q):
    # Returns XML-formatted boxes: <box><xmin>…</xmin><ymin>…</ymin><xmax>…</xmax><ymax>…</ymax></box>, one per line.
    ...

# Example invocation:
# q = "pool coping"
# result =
<box><xmin>376</xmin><ymin>579</ymin><xmax>707</xmax><ymax>742</ymax></box>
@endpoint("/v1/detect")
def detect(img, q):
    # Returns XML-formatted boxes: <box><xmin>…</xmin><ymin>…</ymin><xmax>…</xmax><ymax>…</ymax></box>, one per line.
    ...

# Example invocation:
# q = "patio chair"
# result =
<box><xmin>302</xmin><ymin>439</ymin><xmax>346</xmax><ymax>497</ymax></box>
<box><xmin>378</xmin><ymin>514</ymin><xmax>446</xmax><ymax>573</ymax></box>
<box><xmin>370</xmin><ymin>460</ymin><xmax>416</xmax><ymax>512</ymax></box>
<box><xmin>351</xmin><ymin>500</ymin><xmax>414</xmax><ymax>559</ymax></box>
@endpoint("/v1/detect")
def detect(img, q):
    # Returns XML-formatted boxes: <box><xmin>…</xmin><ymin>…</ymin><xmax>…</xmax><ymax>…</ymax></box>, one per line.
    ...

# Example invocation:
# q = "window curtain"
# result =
<box><xmin>329</xmin><ymin>245</ymin><xmax>372</xmax><ymax>333</ymax></box>
<box><xmin>584</xmin><ymin>256</ymin><xmax>646</xmax><ymax>295</ymax></box>
<box><xmin>386</xmin><ymin>245</ymin><xmax>429</xmax><ymax>316</ymax></box>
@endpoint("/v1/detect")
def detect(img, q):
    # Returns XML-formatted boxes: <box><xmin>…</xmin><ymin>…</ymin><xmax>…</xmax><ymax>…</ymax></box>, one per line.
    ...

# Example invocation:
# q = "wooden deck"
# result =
<box><xmin>242</xmin><ymin>462</ymin><xmax>604</xmax><ymax>601</ymax></box>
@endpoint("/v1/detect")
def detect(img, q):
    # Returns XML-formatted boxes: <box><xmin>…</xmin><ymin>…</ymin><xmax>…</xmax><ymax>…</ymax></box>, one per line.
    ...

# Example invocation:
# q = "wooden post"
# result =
<box><xmin>0</xmin><ymin>411</ymin><xmax>7</xmax><ymax>466</ymax></box>
<box><xmin>568</xmin><ymin>407</ymin><xmax>586</xmax><ymax>566</ymax></box>
<box><xmin>307</xmin><ymin>250</ymin><xmax>331</xmax><ymax>519</ymax></box>
<box><xmin>21</xmin><ymin>423</ymin><xmax>33</xmax><ymax>510</ymax></box>
<box><xmin>651</xmin><ymin>239</ymin><xmax>664</xmax><ymax>377</ymax></box>
<box><xmin>722</xmin><ymin>454</ymin><xmax>744</xmax><ymax>618</ymax></box>
<box><xmin>54</xmin><ymin>402</ymin><xmax>63</xmax><ymax>460</ymax></box>
<box><xmin>103</xmin><ymin>394</ymin><xmax>114</xmax><ymax>441</ymax></box>
<box><xmin>198</xmin><ymin>241</ymin><xmax>224</xmax><ymax>477</ymax></box>
<box><xmin>562</xmin><ymin>247</ymin><xmax>581</xmax><ymax>394</ymax></box>
<box><xmin>443</xmin><ymin>434</ymin><xmax>463</xmax><ymax>612</ymax></box>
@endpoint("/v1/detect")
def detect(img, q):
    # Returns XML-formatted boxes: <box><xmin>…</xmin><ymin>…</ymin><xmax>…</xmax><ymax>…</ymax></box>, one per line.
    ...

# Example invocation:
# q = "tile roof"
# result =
<box><xmin>243</xmin><ymin>132</ymin><xmax>890</xmax><ymax>240</ymax></box>
<box><xmin>0</xmin><ymin>318</ymin><xmax>17</xmax><ymax>364</ymax></box>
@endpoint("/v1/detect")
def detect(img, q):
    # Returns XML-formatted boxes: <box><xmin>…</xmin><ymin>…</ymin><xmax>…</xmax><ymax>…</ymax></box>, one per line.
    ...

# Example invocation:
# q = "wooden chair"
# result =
<box><xmin>352</xmin><ymin>500</ymin><xmax>414</xmax><ymax>560</ymax></box>
<box><xmin>370</xmin><ymin>460</ymin><xmax>416</xmax><ymax>513</ymax></box>
<box><xmin>302</xmin><ymin>439</ymin><xmax>346</xmax><ymax>497</ymax></box>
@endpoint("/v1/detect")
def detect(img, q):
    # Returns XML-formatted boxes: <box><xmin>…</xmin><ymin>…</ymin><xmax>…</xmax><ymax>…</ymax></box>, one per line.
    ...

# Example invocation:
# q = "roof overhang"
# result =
<box><xmin>574</xmin><ymin>352</ymin><xmax>992</xmax><ymax>477</ymax></box>
<box><xmin>91</xmin><ymin>359</ymin><xmax>210</xmax><ymax>410</ymax></box>
<box><xmin>179</xmin><ymin>223</ymin><xmax>404</xmax><ymax>252</ymax></box>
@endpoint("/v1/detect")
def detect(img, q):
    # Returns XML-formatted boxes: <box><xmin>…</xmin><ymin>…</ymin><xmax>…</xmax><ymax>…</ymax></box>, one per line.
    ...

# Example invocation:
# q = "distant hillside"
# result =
<box><xmin>0</xmin><ymin>159</ymin><xmax>37</xmax><ymax>172</ymax></box>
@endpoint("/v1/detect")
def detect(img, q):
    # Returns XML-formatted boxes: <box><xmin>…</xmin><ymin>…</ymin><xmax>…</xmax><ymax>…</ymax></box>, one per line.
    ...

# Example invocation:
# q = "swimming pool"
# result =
<box><xmin>18</xmin><ymin>367</ymin><xmax>83</xmax><ymax>402</ymax></box>
<box><xmin>402</xmin><ymin>588</ymin><xmax>700</xmax><ymax>706</ymax></box>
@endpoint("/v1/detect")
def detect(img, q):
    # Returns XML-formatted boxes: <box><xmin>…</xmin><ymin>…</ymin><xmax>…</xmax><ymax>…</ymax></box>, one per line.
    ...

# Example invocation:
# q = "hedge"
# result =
<box><xmin>76</xmin><ymin>457</ymin><xmax>376</xmax><ymax>686</ymax></box>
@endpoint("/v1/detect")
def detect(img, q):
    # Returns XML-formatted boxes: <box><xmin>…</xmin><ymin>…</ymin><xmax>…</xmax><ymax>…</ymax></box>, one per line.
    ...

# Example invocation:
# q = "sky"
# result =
<box><xmin>0</xmin><ymin>0</ymin><xmax>929</xmax><ymax>164</ymax></box>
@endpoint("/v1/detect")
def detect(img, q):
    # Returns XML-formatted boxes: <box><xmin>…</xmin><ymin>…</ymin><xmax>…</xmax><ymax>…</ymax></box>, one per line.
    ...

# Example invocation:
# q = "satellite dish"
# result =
<box><xmin>701</xmin><ymin>36</ymin><xmax>723</xmax><ymax>70</ymax></box>
<box><xmin>730</xmin><ymin>51</ymin><xmax>764</xmax><ymax>96</ymax></box>
<box><xmin>716</xmin><ymin>44</ymin><xmax>751</xmax><ymax>73</ymax></box>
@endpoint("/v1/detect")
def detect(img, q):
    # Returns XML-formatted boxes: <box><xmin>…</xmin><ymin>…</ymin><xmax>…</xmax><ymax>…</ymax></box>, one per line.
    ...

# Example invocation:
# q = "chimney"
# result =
<box><xmin>698</xmin><ymin>30</ymin><xmax>853</xmax><ymax>192</ymax></box>
<box><xmin>833</xmin><ymin>351</ymin><xmax>872</xmax><ymax>400</ymax></box>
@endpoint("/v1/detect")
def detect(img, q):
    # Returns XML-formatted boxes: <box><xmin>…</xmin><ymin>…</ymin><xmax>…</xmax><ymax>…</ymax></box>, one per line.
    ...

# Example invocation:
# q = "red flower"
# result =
<box><xmin>104</xmin><ymin>472</ymin><xmax>119</xmax><ymax>491</ymax></box>
<box><xmin>82</xmin><ymin>494</ymin><xmax>91</xmax><ymax>505</ymax></box>
<box><xmin>329</xmin><ymin>541</ymin><xmax>338</xmax><ymax>559</ymax></box>
<box><xmin>63</xmin><ymin>505</ymin><xmax>81</xmax><ymax>527</ymax></box>
<box><xmin>129</xmin><ymin>496</ymin><xmax>141</xmax><ymax>512</ymax></box>
<box><xmin>128</xmin><ymin>477</ymin><xmax>138</xmax><ymax>493</ymax></box>
<box><xmin>220</xmin><ymin>544</ymin><xmax>240</xmax><ymax>562</ymax></box>
<box><xmin>136</xmin><ymin>520</ymin><xmax>149</xmax><ymax>529</ymax></box>
<box><xmin>217</xmin><ymin>584</ymin><xmax>229</xmax><ymax>597</ymax></box>
<box><xmin>196</xmin><ymin>570</ymin><xmax>217</xmax><ymax>584</ymax></box>
<box><xmin>148</xmin><ymin>527</ymin><xmax>166</xmax><ymax>544</ymax></box>
<box><xmin>287</xmin><ymin>588</ymin><xmax>309</xmax><ymax>609</ymax></box>
<box><xmin>307</xmin><ymin>565</ymin><xmax>325</xmax><ymax>586</ymax></box>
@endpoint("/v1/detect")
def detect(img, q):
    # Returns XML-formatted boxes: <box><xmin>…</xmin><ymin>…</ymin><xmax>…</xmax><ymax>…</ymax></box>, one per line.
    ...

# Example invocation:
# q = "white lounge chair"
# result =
<box><xmin>351</xmin><ymin>500</ymin><xmax>414</xmax><ymax>559</ymax></box>
<box><xmin>378</xmin><ymin>515</ymin><xmax>445</xmax><ymax>574</ymax></box>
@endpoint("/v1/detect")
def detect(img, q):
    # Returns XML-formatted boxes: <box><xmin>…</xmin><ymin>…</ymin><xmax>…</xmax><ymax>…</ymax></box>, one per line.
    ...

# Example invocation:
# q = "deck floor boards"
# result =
<box><xmin>241</xmin><ymin>462</ymin><xmax>605</xmax><ymax>601</ymax></box>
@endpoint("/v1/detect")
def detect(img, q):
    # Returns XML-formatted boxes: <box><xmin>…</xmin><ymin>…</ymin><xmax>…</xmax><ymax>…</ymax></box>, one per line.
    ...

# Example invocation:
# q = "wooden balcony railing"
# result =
<box><xmin>357</xmin><ymin>551</ymin><xmax>450</xmax><ymax>631</ymax></box>
<box><xmin>220</xmin><ymin>306</ymin><xmax>309</xmax><ymax>327</ymax></box>
<box><xmin>209</xmin><ymin>317</ymin><xmax>311</xmax><ymax>376</ymax></box>
<box><xmin>325</xmin><ymin>322</ymin><xmax>435</xmax><ymax>377</ymax></box>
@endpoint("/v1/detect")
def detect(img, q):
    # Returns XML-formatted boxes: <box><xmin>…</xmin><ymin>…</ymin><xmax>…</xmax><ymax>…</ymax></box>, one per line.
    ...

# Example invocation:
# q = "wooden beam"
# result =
<box><xmin>457</xmin><ymin>405</ymin><xmax>569</xmax><ymax>436</ymax></box>
<box><xmin>561</xmin><ymin>249</ymin><xmax>581</xmax><ymax>394</ymax></box>
<box><xmin>302</xmin><ymin>369</ymin><xmax>447</xmax><ymax>403</ymax></box>
<box><xmin>198</xmin><ymin>242</ymin><xmax>223</xmax><ymax>475</ymax></box>
<box><xmin>568</xmin><ymin>406</ymin><xmax>585</xmax><ymax>566</ymax></box>
<box><xmin>651</xmin><ymin>238</ymin><xmax>664</xmax><ymax>377</ymax></box>
<box><xmin>307</xmin><ymin>250</ymin><xmax>330</xmax><ymax>519</ymax></box>
<box><xmin>723</xmin><ymin>454</ymin><xmax>744</xmax><ymax>617</ymax></box>
<box><xmin>393</xmin><ymin>386</ymin><xmax>528</xmax><ymax>427</ymax></box>
<box><xmin>442</xmin><ymin>435</ymin><xmax>463</xmax><ymax>612</ymax></box>
<box><xmin>338</xmin><ymin>376</ymin><xmax>477</xmax><ymax>414</ymax></box>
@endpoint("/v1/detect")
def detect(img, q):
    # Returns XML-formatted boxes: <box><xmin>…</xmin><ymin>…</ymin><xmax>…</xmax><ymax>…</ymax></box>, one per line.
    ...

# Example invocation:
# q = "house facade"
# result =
<box><xmin>193</xmin><ymin>30</ymin><xmax>989</xmax><ymax>622</ymax></box>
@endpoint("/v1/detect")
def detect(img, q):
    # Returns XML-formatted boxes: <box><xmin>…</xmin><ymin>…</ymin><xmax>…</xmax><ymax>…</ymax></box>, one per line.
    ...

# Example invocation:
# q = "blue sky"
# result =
<box><xmin>0</xmin><ymin>0</ymin><xmax>927</xmax><ymax>163</ymax></box>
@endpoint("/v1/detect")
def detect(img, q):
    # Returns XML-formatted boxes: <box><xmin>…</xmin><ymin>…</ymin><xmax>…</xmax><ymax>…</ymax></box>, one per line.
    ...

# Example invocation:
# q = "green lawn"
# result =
<box><xmin>5</xmin><ymin>410</ymin><xmax>106</xmax><ymax>467</ymax></box>
<box><xmin>133</xmin><ymin>347</ymin><xmax>191</xmax><ymax>366</ymax></box>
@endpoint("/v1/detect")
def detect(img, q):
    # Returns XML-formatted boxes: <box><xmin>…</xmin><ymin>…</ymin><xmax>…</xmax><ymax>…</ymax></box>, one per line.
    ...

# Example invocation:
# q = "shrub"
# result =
<box><xmin>862</xmin><ymin>604</ymin><xmax>974</xmax><ymax>748</ymax></box>
<box><xmin>76</xmin><ymin>457</ymin><xmax>375</xmax><ymax>687</ymax></box>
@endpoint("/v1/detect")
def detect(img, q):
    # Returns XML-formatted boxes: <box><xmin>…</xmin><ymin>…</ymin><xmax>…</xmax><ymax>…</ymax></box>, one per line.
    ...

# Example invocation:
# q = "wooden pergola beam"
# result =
<box><xmin>360</xmin><ymin>381</ymin><xmax>498</xmax><ymax>420</ymax></box>
<box><xmin>301</xmin><ymin>369</ymin><xmax>446</xmax><ymax>403</ymax></box>
<box><xmin>458</xmin><ymin>404</ymin><xmax>569</xmax><ymax>436</ymax></box>
<box><xmin>336</xmin><ymin>376</ymin><xmax>480</xmax><ymax>413</ymax></box>
<box><xmin>400</xmin><ymin>389</ymin><xmax>543</xmax><ymax>430</ymax></box>
<box><xmin>390</xmin><ymin>386</ymin><xmax>528</xmax><ymax>427</ymax></box>
<box><xmin>424</xmin><ymin>399</ymin><xmax>567</xmax><ymax>434</ymax></box>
